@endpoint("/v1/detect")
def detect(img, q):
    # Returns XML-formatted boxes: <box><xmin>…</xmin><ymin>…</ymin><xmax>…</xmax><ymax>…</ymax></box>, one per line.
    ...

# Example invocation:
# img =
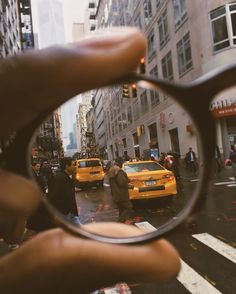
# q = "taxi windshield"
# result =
<box><xmin>124</xmin><ymin>162</ymin><xmax>164</xmax><ymax>173</ymax></box>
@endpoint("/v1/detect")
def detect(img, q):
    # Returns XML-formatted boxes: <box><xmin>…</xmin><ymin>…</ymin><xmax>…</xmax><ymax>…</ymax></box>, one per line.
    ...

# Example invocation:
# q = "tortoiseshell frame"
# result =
<box><xmin>1</xmin><ymin>63</ymin><xmax>235</xmax><ymax>244</ymax></box>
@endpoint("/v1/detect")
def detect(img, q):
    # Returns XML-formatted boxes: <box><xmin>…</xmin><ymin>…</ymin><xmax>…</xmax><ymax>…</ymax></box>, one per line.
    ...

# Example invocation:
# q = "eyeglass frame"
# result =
<box><xmin>1</xmin><ymin>62</ymin><xmax>235</xmax><ymax>244</ymax></box>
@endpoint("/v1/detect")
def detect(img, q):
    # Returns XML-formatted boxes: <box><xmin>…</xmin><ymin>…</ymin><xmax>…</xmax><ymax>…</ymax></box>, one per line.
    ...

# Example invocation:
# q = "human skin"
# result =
<box><xmin>0</xmin><ymin>28</ymin><xmax>180</xmax><ymax>293</ymax></box>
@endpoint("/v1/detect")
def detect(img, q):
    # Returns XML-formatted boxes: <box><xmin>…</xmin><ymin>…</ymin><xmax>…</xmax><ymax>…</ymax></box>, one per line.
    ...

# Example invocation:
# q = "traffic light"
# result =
<box><xmin>140</xmin><ymin>57</ymin><xmax>146</xmax><ymax>74</ymax></box>
<box><xmin>122</xmin><ymin>84</ymin><xmax>130</xmax><ymax>98</ymax></box>
<box><xmin>131</xmin><ymin>83</ymin><xmax>137</xmax><ymax>98</ymax></box>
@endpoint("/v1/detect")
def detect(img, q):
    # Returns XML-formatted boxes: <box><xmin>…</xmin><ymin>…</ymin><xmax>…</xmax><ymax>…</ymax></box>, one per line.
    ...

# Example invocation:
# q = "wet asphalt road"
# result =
<box><xmin>75</xmin><ymin>168</ymin><xmax>236</xmax><ymax>294</ymax></box>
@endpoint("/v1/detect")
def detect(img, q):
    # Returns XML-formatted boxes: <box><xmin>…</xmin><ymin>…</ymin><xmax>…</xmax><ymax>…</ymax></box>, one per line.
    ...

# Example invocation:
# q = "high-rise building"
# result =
<box><xmin>89</xmin><ymin>0</ymin><xmax>236</xmax><ymax>161</ymax></box>
<box><xmin>35</xmin><ymin>0</ymin><xmax>65</xmax><ymax>48</ymax></box>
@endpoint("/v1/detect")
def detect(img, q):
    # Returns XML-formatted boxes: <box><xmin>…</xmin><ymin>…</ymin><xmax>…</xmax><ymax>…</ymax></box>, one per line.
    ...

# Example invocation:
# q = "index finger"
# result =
<box><xmin>0</xmin><ymin>28</ymin><xmax>146</xmax><ymax>137</ymax></box>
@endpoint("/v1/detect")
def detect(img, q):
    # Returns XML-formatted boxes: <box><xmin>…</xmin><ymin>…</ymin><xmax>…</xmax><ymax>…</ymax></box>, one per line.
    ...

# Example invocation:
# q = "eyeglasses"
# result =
<box><xmin>1</xmin><ymin>62</ymin><xmax>235</xmax><ymax>244</ymax></box>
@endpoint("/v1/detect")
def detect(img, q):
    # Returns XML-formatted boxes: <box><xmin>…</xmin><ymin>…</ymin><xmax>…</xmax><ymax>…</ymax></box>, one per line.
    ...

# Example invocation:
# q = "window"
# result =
<box><xmin>156</xmin><ymin>0</ymin><xmax>161</xmax><ymax>9</ymax></box>
<box><xmin>147</xmin><ymin>29</ymin><xmax>156</xmax><ymax>61</ymax></box>
<box><xmin>143</xmin><ymin>0</ymin><xmax>152</xmax><ymax>25</ymax></box>
<box><xmin>150</xmin><ymin>90</ymin><xmax>160</xmax><ymax>107</ymax></box>
<box><xmin>127</xmin><ymin>106</ymin><xmax>132</xmax><ymax>124</ymax></box>
<box><xmin>78</xmin><ymin>160</ymin><xmax>101</xmax><ymax>168</ymax></box>
<box><xmin>118</xmin><ymin>115</ymin><xmax>122</xmax><ymax>132</ymax></box>
<box><xmin>177</xmin><ymin>32</ymin><xmax>192</xmax><ymax>76</ymax></box>
<box><xmin>134</xmin><ymin>14</ymin><xmax>142</xmax><ymax>30</ymax></box>
<box><xmin>122</xmin><ymin>112</ymin><xmax>127</xmax><ymax>129</ymax></box>
<box><xmin>172</xmin><ymin>0</ymin><xmax>187</xmax><ymax>30</ymax></box>
<box><xmin>161</xmin><ymin>51</ymin><xmax>173</xmax><ymax>81</ymax></box>
<box><xmin>210</xmin><ymin>2</ymin><xmax>236</xmax><ymax>52</ymax></box>
<box><xmin>112</xmin><ymin>123</ymin><xmax>114</xmax><ymax>136</ymax></box>
<box><xmin>149</xmin><ymin>66</ymin><xmax>160</xmax><ymax>106</ymax></box>
<box><xmin>110</xmin><ymin>104</ymin><xmax>113</xmax><ymax>120</ymax></box>
<box><xmin>122</xmin><ymin>138</ymin><xmax>127</xmax><ymax>148</ymax></box>
<box><xmin>140</xmin><ymin>91</ymin><xmax>149</xmax><ymax>114</ymax></box>
<box><xmin>158</xmin><ymin>9</ymin><xmax>169</xmax><ymax>49</ymax></box>
<box><xmin>150</xmin><ymin>65</ymin><xmax>158</xmax><ymax>77</ymax></box>
<box><xmin>114</xmin><ymin>119</ymin><xmax>118</xmax><ymax>134</ymax></box>
<box><xmin>133</xmin><ymin>100</ymin><xmax>139</xmax><ymax>121</ymax></box>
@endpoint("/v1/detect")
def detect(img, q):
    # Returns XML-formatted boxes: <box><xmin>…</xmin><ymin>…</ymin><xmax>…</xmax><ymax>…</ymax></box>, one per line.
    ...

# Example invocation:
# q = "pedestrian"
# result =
<box><xmin>108</xmin><ymin>157</ymin><xmax>133</xmax><ymax>223</ymax></box>
<box><xmin>0</xmin><ymin>28</ymin><xmax>180</xmax><ymax>293</ymax></box>
<box><xmin>168</xmin><ymin>151</ymin><xmax>181</xmax><ymax>181</ymax></box>
<box><xmin>184</xmin><ymin>147</ymin><xmax>197</xmax><ymax>175</ymax></box>
<box><xmin>47</xmin><ymin>157</ymin><xmax>79</xmax><ymax>224</ymax></box>
<box><xmin>215</xmin><ymin>145</ymin><xmax>222</xmax><ymax>174</ymax></box>
<box><xmin>40</xmin><ymin>161</ymin><xmax>53</xmax><ymax>189</ymax></box>
<box><xmin>229</xmin><ymin>145</ymin><xmax>236</xmax><ymax>181</ymax></box>
<box><xmin>31</xmin><ymin>161</ymin><xmax>46</xmax><ymax>193</ymax></box>
<box><xmin>158</xmin><ymin>152</ymin><xmax>166</xmax><ymax>166</ymax></box>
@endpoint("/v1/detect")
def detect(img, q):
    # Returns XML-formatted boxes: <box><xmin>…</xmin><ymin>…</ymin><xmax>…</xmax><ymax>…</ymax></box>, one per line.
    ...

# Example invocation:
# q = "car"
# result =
<box><xmin>75</xmin><ymin>158</ymin><xmax>104</xmax><ymax>188</ymax></box>
<box><xmin>123</xmin><ymin>160</ymin><xmax>177</xmax><ymax>200</ymax></box>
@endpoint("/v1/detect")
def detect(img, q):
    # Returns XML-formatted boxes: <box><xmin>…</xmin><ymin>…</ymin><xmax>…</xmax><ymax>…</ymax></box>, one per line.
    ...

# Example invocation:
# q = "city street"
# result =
<box><xmin>75</xmin><ymin>168</ymin><xmax>236</xmax><ymax>294</ymax></box>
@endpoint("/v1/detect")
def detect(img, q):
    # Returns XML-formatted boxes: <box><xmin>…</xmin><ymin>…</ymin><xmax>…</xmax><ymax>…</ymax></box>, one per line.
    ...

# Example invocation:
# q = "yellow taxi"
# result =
<box><xmin>123</xmin><ymin>160</ymin><xmax>177</xmax><ymax>200</ymax></box>
<box><xmin>75</xmin><ymin>158</ymin><xmax>104</xmax><ymax>187</ymax></box>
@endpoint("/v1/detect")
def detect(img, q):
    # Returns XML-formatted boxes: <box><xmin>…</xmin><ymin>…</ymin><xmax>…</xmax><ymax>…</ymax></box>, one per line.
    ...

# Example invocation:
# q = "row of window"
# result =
<box><xmin>210</xmin><ymin>2</ymin><xmax>236</xmax><ymax>52</ymax></box>
<box><xmin>99</xmin><ymin>1</ymin><xmax>236</xmax><ymax>144</ymax></box>
<box><xmin>135</xmin><ymin>1</ymin><xmax>188</xmax><ymax>64</ymax></box>
<box><xmin>106</xmin><ymin>30</ymin><xmax>192</xmax><ymax>138</ymax></box>
<box><xmin>142</xmin><ymin>0</ymin><xmax>187</xmax><ymax>30</ymax></box>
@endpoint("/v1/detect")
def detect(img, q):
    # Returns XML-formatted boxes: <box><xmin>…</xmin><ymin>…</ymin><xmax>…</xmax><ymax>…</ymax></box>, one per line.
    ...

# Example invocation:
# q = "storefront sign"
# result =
<box><xmin>210</xmin><ymin>97</ymin><xmax>236</xmax><ymax>111</ymax></box>
<box><xmin>211</xmin><ymin>105</ymin><xmax>236</xmax><ymax>117</ymax></box>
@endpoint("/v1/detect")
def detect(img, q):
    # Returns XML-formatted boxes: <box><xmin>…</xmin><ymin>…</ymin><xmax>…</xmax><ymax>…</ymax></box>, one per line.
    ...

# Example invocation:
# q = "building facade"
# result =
<box><xmin>0</xmin><ymin>0</ymin><xmax>34</xmax><ymax>152</ymax></box>
<box><xmin>87</xmin><ymin>0</ymin><xmax>236</xmax><ymax>161</ymax></box>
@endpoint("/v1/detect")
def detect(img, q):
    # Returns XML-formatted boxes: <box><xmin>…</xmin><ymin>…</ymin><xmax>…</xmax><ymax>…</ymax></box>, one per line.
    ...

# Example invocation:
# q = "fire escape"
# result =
<box><xmin>18</xmin><ymin>0</ymin><xmax>34</xmax><ymax>50</ymax></box>
<box><xmin>79</xmin><ymin>104</ymin><xmax>91</xmax><ymax>156</ymax></box>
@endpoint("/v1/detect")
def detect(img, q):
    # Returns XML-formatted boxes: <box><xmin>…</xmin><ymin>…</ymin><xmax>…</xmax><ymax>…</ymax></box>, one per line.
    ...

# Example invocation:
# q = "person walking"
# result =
<box><xmin>230</xmin><ymin>145</ymin><xmax>236</xmax><ymax>181</ymax></box>
<box><xmin>108</xmin><ymin>157</ymin><xmax>133</xmax><ymax>223</ymax></box>
<box><xmin>31</xmin><ymin>161</ymin><xmax>46</xmax><ymax>193</ymax></box>
<box><xmin>185</xmin><ymin>147</ymin><xmax>197</xmax><ymax>175</ymax></box>
<box><xmin>40</xmin><ymin>161</ymin><xmax>53</xmax><ymax>190</ymax></box>
<box><xmin>215</xmin><ymin>145</ymin><xmax>222</xmax><ymax>174</ymax></box>
<box><xmin>48</xmin><ymin>157</ymin><xmax>79</xmax><ymax>224</ymax></box>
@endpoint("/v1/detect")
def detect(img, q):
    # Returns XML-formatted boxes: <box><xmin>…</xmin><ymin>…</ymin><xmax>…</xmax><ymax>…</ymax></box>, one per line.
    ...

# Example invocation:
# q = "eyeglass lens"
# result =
<box><xmin>28</xmin><ymin>83</ymin><xmax>210</xmax><ymax>238</ymax></box>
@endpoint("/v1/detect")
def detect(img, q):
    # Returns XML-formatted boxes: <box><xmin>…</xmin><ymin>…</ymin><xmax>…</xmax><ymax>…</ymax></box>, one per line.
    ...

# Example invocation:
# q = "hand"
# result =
<box><xmin>0</xmin><ymin>28</ymin><xmax>180</xmax><ymax>293</ymax></box>
<box><xmin>0</xmin><ymin>225</ymin><xmax>180</xmax><ymax>294</ymax></box>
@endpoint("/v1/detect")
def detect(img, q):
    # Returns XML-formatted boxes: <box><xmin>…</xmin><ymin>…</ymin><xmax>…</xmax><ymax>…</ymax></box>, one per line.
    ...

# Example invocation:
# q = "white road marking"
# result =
<box><xmin>177</xmin><ymin>260</ymin><xmax>222</xmax><ymax>294</ymax></box>
<box><xmin>226</xmin><ymin>184</ymin><xmax>236</xmax><ymax>187</ymax></box>
<box><xmin>190</xmin><ymin>179</ymin><xmax>200</xmax><ymax>182</ymax></box>
<box><xmin>103</xmin><ymin>183</ymin><xmax>110</xmax><ymax>187</ymax></box>
<box><xmin>228</xmin><ymin>177</ymin><xmax>235</xmax><ymax>180</ymax></box>
<box><xmin>135</xmin><ymin>221</ymin><xmax>157</xmax><ymax>232</ymax></box>
<box><xmin>192</xmin><ymin>233</ymin><xmax>236</xmax><ymax>263</ymax></box>
<box><xmin>214</xmin><ymin>181</ymin><xmax>236</xmax><ymax>186</ymax></box>
<box><xmin>135</xmin><ymin>222</ymin><xmax>233</xmax><ymax>293</ymax></box>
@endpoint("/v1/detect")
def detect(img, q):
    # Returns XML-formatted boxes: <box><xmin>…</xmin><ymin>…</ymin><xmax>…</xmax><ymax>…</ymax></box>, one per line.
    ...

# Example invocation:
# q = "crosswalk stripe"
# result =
<box><xmin>177</xmin><ymin>260</ymin><xmax>222</xmax><ymax>294</ymax></box>
<box><xmin>214</xmin><ymin>181</ymin><xmax>236</xmax><ymax>185</ymax></box>
<box><xmin>192</xmin><ymin>233</ymin><xmax>236</xmax><ymax>263</ymax></box>
<box><xmin>135</xmin><ymin>222</ymin><xmax>232</xmax><ymax>293</ymax></box>
<box><xmin>226</xmin><ymin>184</ymin><xmax>236</xmax><ymax>187</ymax></box>
<box><xmin>134</xmin><ymin>221</ymin><xmax>157</xmax><ymax>232</ymax></box>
